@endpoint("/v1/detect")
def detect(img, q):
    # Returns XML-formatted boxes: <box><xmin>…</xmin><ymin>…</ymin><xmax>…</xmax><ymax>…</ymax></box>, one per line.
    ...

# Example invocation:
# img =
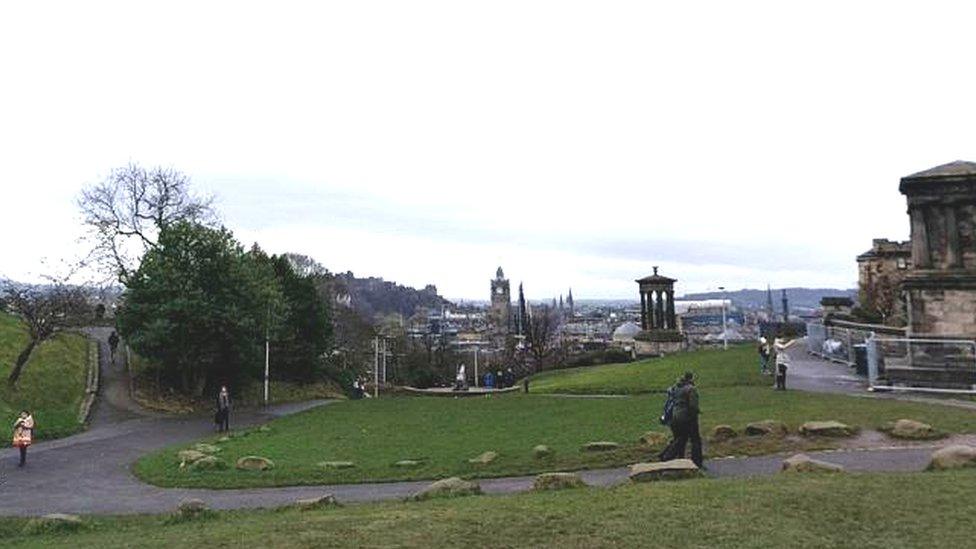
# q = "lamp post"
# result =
<box><xmin>718</xmin><ymin>286</ymin><xmax>728</xmax><ymax>350</ymax></box>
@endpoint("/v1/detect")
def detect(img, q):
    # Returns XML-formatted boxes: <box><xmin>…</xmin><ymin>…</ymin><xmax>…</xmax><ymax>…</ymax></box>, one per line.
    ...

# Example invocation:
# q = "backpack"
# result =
<box><xmin>659</xmin><ymin>385</ymin><xmax>678</xmax><ymax>425</ymax></box>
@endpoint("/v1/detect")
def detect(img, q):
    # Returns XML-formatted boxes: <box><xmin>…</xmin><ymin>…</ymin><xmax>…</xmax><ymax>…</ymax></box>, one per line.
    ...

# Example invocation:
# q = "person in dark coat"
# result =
<box><xmin>215</xmin><ymin>385</ymin><xmax>231</xmax><ymax>432</ymax></box>
<box><xmin>661</xmin><ymin>371</ymin><xmax>703</xmax><ymax>468</ymax></box>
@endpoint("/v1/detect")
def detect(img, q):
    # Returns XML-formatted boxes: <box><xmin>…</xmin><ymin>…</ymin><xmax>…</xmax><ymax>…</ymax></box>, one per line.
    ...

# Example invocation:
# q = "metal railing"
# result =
<box><xmin>805</xmin><ymin>322</ymin><xmax>871</xmax><ymax>367</ymax></box>
<box><xmin>866</xmin><ymin>337</ymin><xmax>976</xmax><ymax>393</ymax></box>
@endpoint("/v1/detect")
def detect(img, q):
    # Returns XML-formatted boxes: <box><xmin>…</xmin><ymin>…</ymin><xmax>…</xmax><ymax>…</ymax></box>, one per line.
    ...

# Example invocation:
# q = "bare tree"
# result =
<box><xmin>78</xmin><ymin>163</ymin><xmax>215</xmax><ymax>283</ymax></box>
<box><xmin>3</xmin><ymin>283</ymin><xmax>91</xmax><ymax>385</ymax></box>
<box><xmin>524</xmin><ymin>305</ymin><xmax>560</xmax><ymax>372</ymax></box>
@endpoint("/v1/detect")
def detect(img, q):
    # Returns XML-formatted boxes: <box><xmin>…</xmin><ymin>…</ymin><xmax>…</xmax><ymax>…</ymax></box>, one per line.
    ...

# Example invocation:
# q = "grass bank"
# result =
<box><xmin>0</xmin><ymin>312</ymin><xmax>90</xmax><ymax>440</ymax></box>
<box><xmin>135</xmin><ymin>386</ymin><xmax>976</xmax><ymax>488</ymax></box>
<box><xmin>4</xmin><ymin>470</ymin><xmax>976</xmax><ymax>547</ymax></box>
<box><xmin>529</xmin><ymin>344</ymin><xmax>761</xmax><ymax>394</ymax></box>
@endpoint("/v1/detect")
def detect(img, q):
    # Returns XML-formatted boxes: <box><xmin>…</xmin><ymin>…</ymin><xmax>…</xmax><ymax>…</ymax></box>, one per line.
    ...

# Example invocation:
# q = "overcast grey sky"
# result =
<box><xmin>1</xmin><ymin>1</ymin><xmax>974</xmax><ymax>300</ymax></box>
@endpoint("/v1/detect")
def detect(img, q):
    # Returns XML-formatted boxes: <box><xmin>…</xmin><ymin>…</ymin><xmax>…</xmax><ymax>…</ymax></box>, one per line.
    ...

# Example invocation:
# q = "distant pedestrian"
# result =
<box><xmin>484</xmin><ymin>371</ymin><xmax>495</xmax><ymax>389</ymax></box>
<box><xmin>108</xmin><ymin>331</ymin><xmax>120</xmax><ymax>362</ymax></box>
<box><xmin>774</xmin><ymin>338</ymin><xmax>796</xmax><ymax>390</ymax></box>
<box><xmin>496</xmin><ymin>370</ymin><xmax>503</xmax><ymax>389</ymax></box>
<box><xmin>454</xmin><ymin>364</ymin><xmax>467</xmax><ymax>391</ymax></box>
<box><xmin>12</xmin><ymin>410</ymin><xmax>34</xmax><ymax>467</ymax></box>
<box><xmin>659</xmin><ymin>372</ymin><xmax>703</xmax><ymax>468</ymax></box>
<box><xmin>504</xmin><ymin>368</ymin><xmax>515</xmax><ymax>388</ymax></box>
<box><xmin>215</xmin><ymin>385</ymin><xmax>231</xmax><ymax>432</ymax></box>
<box><xmin>757</xmin><ymin>337</ymin><xmax>770</xmax><ymax>374</ymax></box>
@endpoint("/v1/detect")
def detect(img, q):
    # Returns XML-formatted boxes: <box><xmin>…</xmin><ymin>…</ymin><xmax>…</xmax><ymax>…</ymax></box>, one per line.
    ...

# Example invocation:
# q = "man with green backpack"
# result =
<box><xmin>657</xmin><ymin>371</ymin><xmax>703</xmax><ymax>468</ymax></box>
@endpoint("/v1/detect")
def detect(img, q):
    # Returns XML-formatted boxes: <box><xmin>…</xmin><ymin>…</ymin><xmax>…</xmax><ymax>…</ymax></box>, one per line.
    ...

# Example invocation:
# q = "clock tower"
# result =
<box><xmin>490</xmin><ymin>267</ymin><xmax>511</xmax><ymax>339</ymax></box>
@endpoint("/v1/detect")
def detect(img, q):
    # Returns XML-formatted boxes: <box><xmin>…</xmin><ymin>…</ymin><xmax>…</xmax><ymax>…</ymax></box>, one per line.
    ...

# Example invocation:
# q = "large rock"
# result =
<box><xmin>928</xmin><ymin>445</ymin><xmax>976</xmax><ymax>471</ymax></box>
<box><xmin>629</xmin><ymin>460</ymin><xmax>701</xmax><ymax>482</ymax></box>
<box><xmin>533</xmin><ymin>472</ymin><xmax>587</xmax><ymax>491</ymax></box>
<box><xmin>236</xmin><ymin>456</ymin><xmax>275</xmax><ymax>471</ymax></box>
<box><xmin>745</xmin><ymin>420</ymin><xmax>789</xmax><ymax>437</ymax></box>
<box><xmin>186</xmin><ymin>455</ymin><xmax>228</xmax><ymax>472</ymax></box>
<box><xmin>781</xmin><ymin>454</ymin><xmax>845</xmax><ymax>473</ymax></box>
<box><xmin>639</xmin><ymin>431</ymin><xmax>669</xmax><ymax>447</ymax></box>
<box><xmin>582</xmin><ymin>441</ymin><xmax>620</xmax><ymax>452</ymax></box>
<box><xmin>532</xmin><ymin>445</ymin><xmax>554</xmax><ymax>459</ymax></box>
<box><xmin>885</xmin><ymin>419</ymin><xmax>943</xmax><ymax>440</ymax></box>
<box><xmin>710</xmin><ymin>425</ymin><xmax>738</xmax><ymax>442</ymax></box>
<box><xmin>294</xmin><ymin>494</ymin><xmax>341</xmax><ymax>510</ymax></box>
<box><xmin>799</xmin><ymin>421</ymin><xmax>857</xmax><ymax>438</ymax></box>
<box><xmin>409</xmin><ymin>477</ymin><xmax>482</xmax><ymax>501</ymax></box>
<box><xmin>178</xmin><ymin>449</ymin><xmax>208</xmax><ymax>467</ymax></box>
<box><xmin>193</xmin><ymin>443</ymin><xmax>222</xmax><ymax>454</ymax></box>
<box><xmin>468</xmin><ymin>451</ymin><xmax>498</xmax><ymax>465</ymax></box>
<box><xmin>22</xmin><ymin>514</ymin><xmax>83</xmax><ymax>535</ymax></box>
<box><xmin>175</xmin><ymin>499</ymin><xmax>208</xmax><ymax>519</ymax></box>
<box><xmin>319</xmin><ymin>461</ymin><xmax>356</xmax><ymax>470</ymax></box>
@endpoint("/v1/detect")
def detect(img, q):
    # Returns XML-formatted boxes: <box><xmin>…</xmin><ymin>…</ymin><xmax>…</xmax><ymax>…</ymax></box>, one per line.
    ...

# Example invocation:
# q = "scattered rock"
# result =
<box><xmin>177</xmin><ymin>449</ymin><xmax>208</xmax><ymax>467</ymax></box>
<box><xmin>710</xmin><ymin>425</ymin><xmax>738</xmax><ymax>442</ymax></box>
<box><xmin>468</xmin><ymin>451</ymin><xmax>498</xmax><ymax>465</ymax></box>
<box><xmin>22</xmin><ymin>514</ymin><xmax>83</xmax><ymax>535</ymax></box>
<box><xmin>882</xmin><ymin>419</ymin><xmax>943</xmax><ymax>440</ymax></box>
<box><xmin>294</xmin><ymin>494</ymin><xmax>341</xmax><ymax>510</ymax></box>
<box><xmin>186</xmin><ymin>455</ymin><xmax>228</xmax><ymax>472</ymax></box>
<box><xmin>582</xmin><ymin>441</ymin><xmax>620</xmax><ymax>452</ymax></box>
<box><xmin>533</xmin><ymin>472</ymin><xmax>587</xmax><ymax>491</ymax></box>
<box><xmin>781</xmin><ymin>454</ymin><xmax>845</xmax><ymax>473</ymax></box>
<box><xmin>236</xmin><ymin>456</ymin><xmax>275</xmax><ymax>471</ymax></box>
<box><xmin>745</xmin><ymin>420</ymin><xmax>789</xmax><ymax>437</ymax></box>
<box><xmin>799</xmin><ymin>421</ymin><xmax>857</xmax><ymax>438</ymax></box>
<box><xmin>532</xmin><ymin>445</ymin><xmax>554</xmax><ymax>459</ymax></box>
<box><xmin>409</xmin><ymin>477</ymin><xmax>482</xmax><ymax>501</ymax></box>
<box><xmin>258</xmin><ymin>425</ymin><xmax>271</xmax><ymax>433</ymax></box>
<box><xmin>639</xmin><ymin>431</ymin><xmax>669</xmax><ymax>446</ymax></box>
<box><xmin>629</xmin><ymin>460</ymin><xmax>701</xmax><ymax>482</ymax></box>
<box><xmin>176</xmin><ymin>499</ymin><xmax>208</xmax><ymax>519</ymax></box>
<box><xmin>217</xmin><ymin>436</ymin><xmax>232</xmax><ymax>443</ymax></box>
<box><xmin>394</xmin><ymin>460</ymin><xmax>422</xmax><ymax>468</ymax></box>
<box><xmin>928</xmin><ymin>445</ymin><xmax>976</xmax><ymax>471</ymax></box>
<box><xmin>193</xmin><ymin>443</ymin><xmax>222</xmax><ymax>454</ymax></box>
<box><xmin>319</xmin><ymin>461</ymin><xmax>356</xmax><ymax>469</ymax></box>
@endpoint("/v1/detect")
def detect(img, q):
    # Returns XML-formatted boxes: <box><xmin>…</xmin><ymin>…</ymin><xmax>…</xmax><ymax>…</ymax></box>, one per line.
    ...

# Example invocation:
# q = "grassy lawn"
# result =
<box><xmin>135</xmin><ymin>385</ymin><xmax>976</xmax><ymax>488</ymax></box>
<box><xmin>0</xmin><ymin>312</ymin><xmax>90</xmax><ymax>440</ymax></box>
<box><xmin>5</xmin><ymin>470</ymin><xmax>976</xmax><ymax>547</ymax></box>
<box><xmin>528</xmin><ymin>344</ymin><xmax>762</xmax><ymax>394</ymax></box>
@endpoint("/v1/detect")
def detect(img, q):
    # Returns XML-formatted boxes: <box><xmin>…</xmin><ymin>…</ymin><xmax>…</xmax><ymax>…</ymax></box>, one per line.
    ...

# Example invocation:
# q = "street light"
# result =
<box><xmin>718</xmin><ymin>286</ymin><xmax>728</xmax><ymax>350</ymax></box>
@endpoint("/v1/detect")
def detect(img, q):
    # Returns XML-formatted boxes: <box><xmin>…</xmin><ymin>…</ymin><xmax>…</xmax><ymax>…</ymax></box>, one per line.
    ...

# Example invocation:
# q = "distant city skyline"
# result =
<box><xmin>3</xmin><ymin>2</ymin><xmax>973</xmax><ymax>299</ymax></box>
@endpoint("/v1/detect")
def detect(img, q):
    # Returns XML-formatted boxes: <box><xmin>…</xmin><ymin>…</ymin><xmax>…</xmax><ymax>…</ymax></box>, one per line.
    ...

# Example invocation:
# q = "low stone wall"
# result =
<box><xmin>77</xmin><ymin>338</ymin><xmax>101</xmax><ymax>424</ymax></box>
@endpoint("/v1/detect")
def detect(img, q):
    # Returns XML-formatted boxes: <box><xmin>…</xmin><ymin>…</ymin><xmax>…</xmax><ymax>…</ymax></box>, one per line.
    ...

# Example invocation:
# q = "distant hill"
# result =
<box><xmin>681</xmin><ymin>288</ymin><xmax>857</xmax><ymax>311</ymax></box>
<box><xmin>327</xmin><ymin>271</ymin><xmax>452</xmax><ymax>320</ymax></box>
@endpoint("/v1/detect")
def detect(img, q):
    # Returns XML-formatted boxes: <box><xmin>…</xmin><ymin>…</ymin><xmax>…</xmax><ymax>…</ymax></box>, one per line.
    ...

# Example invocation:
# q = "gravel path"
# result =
<box><xmin>0</xmin><ymin>338</ymin><xmax>969</xmax><ymax>517</ymax></box>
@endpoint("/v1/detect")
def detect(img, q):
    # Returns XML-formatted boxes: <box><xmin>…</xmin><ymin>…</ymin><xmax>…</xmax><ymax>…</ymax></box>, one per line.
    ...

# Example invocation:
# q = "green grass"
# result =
<box><xmin>135</xmin><ymin>383</ymin><xmax>976</xmax><ymax>488</ymax></box>
<box><xmin>0</xmin><ymin>312</ymin><xmax>90</xmax><ymax>440</ymax></box>
<box><xmin>5</xmin><ymin>470</ymin><xmax>976</xmax><ymax>547</ymax></box>
<box><xmin>528</xmin><ymin>344</ymin><xmax>762</xmax><ymax>394</ymax></box>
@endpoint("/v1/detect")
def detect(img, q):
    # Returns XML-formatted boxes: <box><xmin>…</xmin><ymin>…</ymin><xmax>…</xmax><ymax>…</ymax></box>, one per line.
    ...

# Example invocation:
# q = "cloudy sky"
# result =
<box><xmin>1</xmin><ymin>1</ymin><xmax>974</xmax><ymax>300</ymax></box>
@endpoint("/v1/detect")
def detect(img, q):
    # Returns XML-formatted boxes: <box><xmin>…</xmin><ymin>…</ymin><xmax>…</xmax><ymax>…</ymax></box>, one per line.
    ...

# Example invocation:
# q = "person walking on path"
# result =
<box><xmin>774</xmin><ymin>338</ymin><xmax>797</xmax><ymax>390</ymax></box>
<box><xmin>660</xmin><ymin>372</ymin><xmax>703</xmax><ymax>468</ymax></box>
<box><xmin>215</xmin><ymin>385</ymin><xmax>232</xmax><ymax>432</ymax></box>
<box><xmin>108</xmin><ymin>330</ymin><xmax>120</xmax><ymax>363</ymax></box>
<box><xmin>757</xmin><ymin>337</ymin><xmax>770</xmax><ymax>374</ymax></box>
<box><xmin>12</xmin><ymin>410</ymin><xmax>34</xmax><ymax>467</ymax></box>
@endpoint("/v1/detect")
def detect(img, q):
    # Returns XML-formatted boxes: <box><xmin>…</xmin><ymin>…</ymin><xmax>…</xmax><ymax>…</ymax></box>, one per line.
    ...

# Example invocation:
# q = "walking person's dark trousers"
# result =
<box><xmin>18</xmin><ymin>446</ymin><xmax>26</xmax><ymax>466</ymax></box>
<box><xmin>670</xmin><ymin>419</ymin><xmax>703</xmax><ymax>467</ymax></box>
<box><xmin>219</xmin><ymin>410</ymin><xmax>230</xmax><ymax>432</ymax></box>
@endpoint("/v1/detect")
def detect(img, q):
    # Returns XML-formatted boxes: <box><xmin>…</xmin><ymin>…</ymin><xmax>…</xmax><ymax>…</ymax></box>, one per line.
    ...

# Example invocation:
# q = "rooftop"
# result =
<box><xmin>903</xmin><ymin>160</ymin><xmax>976</xmax><ymax>180</ymax></box>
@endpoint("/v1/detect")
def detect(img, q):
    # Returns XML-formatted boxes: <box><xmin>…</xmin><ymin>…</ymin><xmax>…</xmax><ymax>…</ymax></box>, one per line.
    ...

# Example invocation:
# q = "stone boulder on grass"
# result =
<box><xmin>928</xmin><ymin>445</ymin><xmax>976</xmax><ymax>471</ymax></box>
<box><xmin>294</xmin><ymin>494</ymin><xmax>341</xmax><ymax>510</ymax></box>
<box><xmin>394</xmin><ymin>460</ymin><xmax>422</xmax><ymax>468</ymax></box>
<box><xmin>176</xmin><ymin>499</ymin><xmax>208</xmax><ymax>519</ymax></box>
<box><xmin>178</xmin><ymin>450</ymin><xmax>208</xmax><ymax>468</ymax></box>
<box><xmin>409</xmin><ymin>477</ymin><xmax>482</xmax><ymax>501</ymax></box>
<box><xmin>710</xmin><ymin>425</ymin><xmax>738</xmax><ymax>442</ymax></box>
<box><xmin>533</xmin><ymin>472</ymin><xmax>586</xmax><ymax>491</ymax></box>
<box><xmin>882</xmin><ymin>419</ymin><xmax>943</xmax><ymax>440</ymax></box>
<box><xmin>582</xmin><ymin>441</ymin><xmax>620</xmax><ymax>452</ymax></box>
<box><xmin>745</xmin><ymin>420</ymin><xmax>789</xmax><ymax>437</ymax></box>
<box><xmin>629</xmin><ymin>460</ymin><xmax>701</xmax><ymax>482</ymax></box>
<box><xmin>468</xmin><ymin>451</ymin><xmax>498</xmax><ymax>465</ymax></box>
<box><xmin>532</xmin><ymin>445</ymin><xmax>554</xmax><ymax>459</ymax></box>
<box><xmin>781</xmin><ymin>454</ymin><xmax>845</xmax><ymax>473</ymax></box>
<box><xmin>236</xmin><ymin>456</ymin><xmax>274</xmax><ymax>471</ymax></box>
<box><xmin>799</xmin><ymin>421</ymin><xmax>857</xmax><ymax>438</ymax></box>
<box><xmin>639</xmin><ymin>431</ymin><xmax>669</xmax><ymax>447</ymax></box>
<box><xmin>319</xmin><ymin>461</ymin><xmax>356</xmax><ymax>470</ymax></box>
<box><xmin>186</xmin><ymin>455</ymin><xmax>228</xmax><ymax>472</ymax></box>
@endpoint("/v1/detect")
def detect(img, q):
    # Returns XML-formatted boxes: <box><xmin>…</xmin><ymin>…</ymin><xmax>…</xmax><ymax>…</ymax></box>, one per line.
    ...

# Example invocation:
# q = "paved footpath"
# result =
<box><xmin>0</xmin><ymin>340</ymin><xmax>967</xmax><ymax>517</ymax></box>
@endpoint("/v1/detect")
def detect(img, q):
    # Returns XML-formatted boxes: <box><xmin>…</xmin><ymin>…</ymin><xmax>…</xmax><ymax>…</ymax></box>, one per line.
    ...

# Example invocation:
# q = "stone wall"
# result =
<box><xmin>907</xmin><ymin>287</ymin><xmax>976</xmax><ymax>337</ymax></box>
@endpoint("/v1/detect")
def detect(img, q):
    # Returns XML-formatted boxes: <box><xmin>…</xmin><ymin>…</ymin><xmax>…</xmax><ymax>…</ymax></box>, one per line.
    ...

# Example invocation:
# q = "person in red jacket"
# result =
<box><xmin>12</xmin><ymin>410</ymin><xmax>35</xmax><ymax>467</ymax></box>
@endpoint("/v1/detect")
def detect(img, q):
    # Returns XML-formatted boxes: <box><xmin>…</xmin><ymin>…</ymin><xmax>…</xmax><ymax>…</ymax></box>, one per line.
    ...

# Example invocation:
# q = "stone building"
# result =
<box><xmin>489</xmin><ymin>267</ymin><xmax>511</xmax><ymax>341</ymax></box>
<box><xmin>856</xmin><ymin>238</ymin><xmax>911</xmax><ymax>325</ymax></box>
<box><xmin>900</xmin><ymin>161</ymin><xmax>976</xmax><ymax>338</ymax></box>
<box><xmin>634</xmin><ymin>267</ymin><xmax>686</xmax><ymax>355</ymax></box>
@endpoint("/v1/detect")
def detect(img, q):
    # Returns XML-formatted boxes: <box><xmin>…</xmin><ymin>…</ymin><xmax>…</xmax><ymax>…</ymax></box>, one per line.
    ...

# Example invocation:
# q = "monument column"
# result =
<box><xmin>640</xmin><ymin>291</ymin><xmax>648</xmax><ymax>330</ymax></box>
<box><xmin>910</xmin><ymin>207</ymin><xmax>931</xmax><ymax>269</ymax></box>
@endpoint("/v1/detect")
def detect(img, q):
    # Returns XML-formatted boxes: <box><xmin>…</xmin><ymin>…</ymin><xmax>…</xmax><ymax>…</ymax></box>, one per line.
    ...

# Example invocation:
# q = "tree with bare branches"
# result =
<box><xmin>2</xmin><ymin>283</ymin><xmax>91</xmax><ymax>385</ymax></box>
<box><xmin>78</xmin><ymin>163</ymin><xmax>215</xmax><ymax>283</ymax></box>
<box><xmin>524</xmin><ymin>305</ymin><xmax>561</xmax><ymax>372</ymax></box>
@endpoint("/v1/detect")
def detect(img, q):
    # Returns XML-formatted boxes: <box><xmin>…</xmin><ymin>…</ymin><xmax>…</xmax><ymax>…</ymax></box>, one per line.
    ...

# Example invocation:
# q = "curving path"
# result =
<box><xmin>0</xmin><ymin>340</ymin><xmax>967</xmax><ymax>517</ymax></box>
